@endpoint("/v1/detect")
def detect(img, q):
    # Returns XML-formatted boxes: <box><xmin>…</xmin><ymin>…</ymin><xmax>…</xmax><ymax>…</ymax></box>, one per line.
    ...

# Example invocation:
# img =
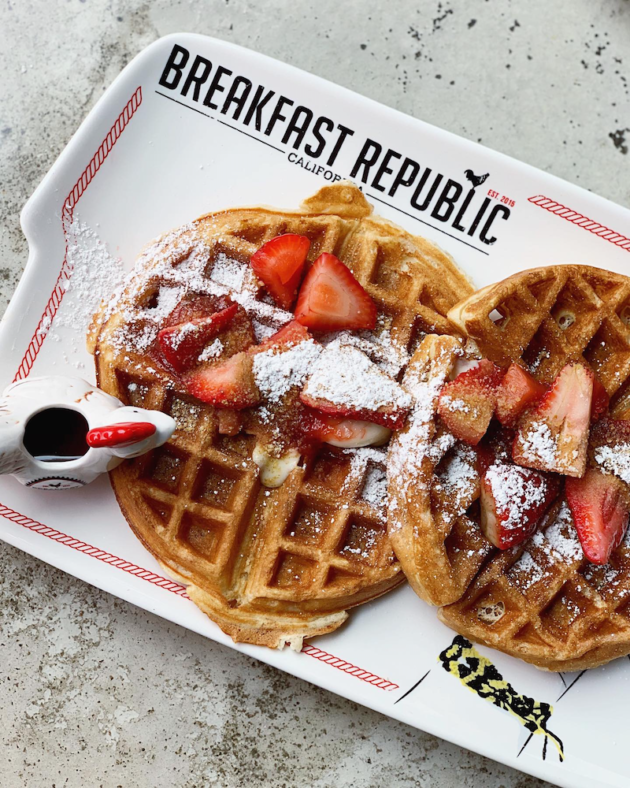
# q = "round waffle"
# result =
<box><xmin>397</xmin><ymin>265</ymin><xmax>630</xmax><ymax>670</ymax></box>
<box><xmin>89</xmin><ymin>182</ymin><xmax>472</xmax><ymax>649</ymax></box>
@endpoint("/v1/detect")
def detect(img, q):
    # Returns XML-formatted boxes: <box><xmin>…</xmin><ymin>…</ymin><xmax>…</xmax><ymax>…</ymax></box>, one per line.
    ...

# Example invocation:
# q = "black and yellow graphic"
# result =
<box><xmin>439</xmin><ymin>636</ymin><xmax>564</xmax><ymax>762</ymax></box>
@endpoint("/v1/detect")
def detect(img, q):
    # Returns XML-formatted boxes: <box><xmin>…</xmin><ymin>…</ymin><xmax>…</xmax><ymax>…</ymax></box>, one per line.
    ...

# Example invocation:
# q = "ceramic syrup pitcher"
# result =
<box><xmin>0</xmin><ymin>376</ymin><xmax>175</xmax><ymax>490</ymax></box>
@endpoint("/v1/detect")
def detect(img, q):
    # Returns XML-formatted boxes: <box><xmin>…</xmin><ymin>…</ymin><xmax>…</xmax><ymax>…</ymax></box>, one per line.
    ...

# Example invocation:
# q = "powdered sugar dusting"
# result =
<box><xmin>485</xmin><ymin>463</ymin><xmax>547</xmax><ymax>531</ymax></box>
<box><xmin>517</xmin><ymin>422</ymin><xmax>558</xmax><ymax>467</ymax></box>
<box><xmin>509</xmin><ymin>551</ymin><xmax>545</xmax><ymax>590</ymax></box>
<box><xmin>45</xmin><ymin>217</ymin><xmax>125</xmax><ymax>370</ymax></box>
<box><xmin>536</xmin><ymin>500</ymin><xmax>583</xmax><ymax>563</ymax></box>
<box><xmin>303</xmin><ymin>340</ymin><xmax>411</xmax><ymax>414</ymax></box>
<box><xmin>594</xmin><ymin>445</ymin><xmax>630</xmax><ymax>485</ymax></box>
<box><xmin>387</xmin><ymin>341</ymin><xmax>459</xmax><ymax>532</ymax></box>
<box><xmin>253</xmin><ymin>339</ymin><xmax>322</xmax><ymax>404</ymax></box>
<box><xmin>198</xmin><ymin>338</ymin><xmax>224</xmax><ymax>362</ymax></box>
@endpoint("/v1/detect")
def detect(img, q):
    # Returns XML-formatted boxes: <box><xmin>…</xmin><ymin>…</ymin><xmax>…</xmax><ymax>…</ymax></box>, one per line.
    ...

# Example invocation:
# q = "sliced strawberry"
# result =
<box><xmin>184</xmin><ymin>352</ymin><xmax>260</xmax><ymax>409</ymax></box>
<box><xmin>566</xmin><ymin>468</ymin><xmax>630</xmax><ymax>564</ymax></box>
<box><xmin>495</xmin><ymin>363</ymin><xmax>547</xmax><ymax>426</ymax></box>
<box><xmin>294</xmin><ymin>253</ymin><xmax>377</xmax><ymax>331</ymax></box>
<box><xmin>299</xmin><ymin>343</ymin><xmax>411</xmax><ymax>429</ymax></box>
<box><xmin>304</xmin><ymin>410</ymin><xmax>391</xmax><ymax>447</ymax></box>
<box><xmin>480</xmin><ymin>462</ymin><xmax>559</xmax><ymax>550</ymax></box>
<box><xmin>250</xmin><ymin>234</ymin><xmax>310</xmax><ymax>310</ymax></box>
<box><xmin>513</xmin><ymin>362</ymin><xmax>593</xmax><ymax>477</ymax></box>
<box><xmin>164</xmin><ymin>294</ymin><xmax>230</xmax><ymax>328</ymax></box>
<box><xmin>591</xmin><ymin>375</ymin><xmax>610</xmax><ymax>421</ymax></box>
<box><xmin>437</xmin><ymin>359</ymin><xmax>504</xmax><ymax>446</ymax></box>
<box><xmin>254</xmin><ymin>320</ymin><xmax>312</xmax><ymax>353</ymax></box>
<box><xmin>158</xmin><ymin>304</ymin><xmax>238</xmax><ymax>372</ymax></box>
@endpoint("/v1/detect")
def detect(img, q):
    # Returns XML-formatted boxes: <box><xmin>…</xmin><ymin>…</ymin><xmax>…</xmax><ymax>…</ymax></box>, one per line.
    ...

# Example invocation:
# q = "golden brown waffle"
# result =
<box><xmin>426</xmin><ymin>265</ymin><xmax>630</xmax><ymax>670</ymax></box>
<box><xmin>439</xmin><ymin>498</ymin><xmax>630</xmax><ymax>671</ymax></box>
<box><xmin>447</xmin><ymin>265</ymin><xmax>630</xmax><ymax>415</ymax></box>
<box><xmin>89</xmin><ymin>182</ymin><xmax>472</xmax><ymax>648</ymax></box>
<box><xmin>387</xmin><ymin>335</ymin><xmax>493</xmax><ymax>607</ymax></box>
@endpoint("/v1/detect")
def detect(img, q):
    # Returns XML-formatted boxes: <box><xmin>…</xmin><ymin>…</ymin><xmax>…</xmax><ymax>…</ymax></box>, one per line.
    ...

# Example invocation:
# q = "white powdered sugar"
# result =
<box><xmin>538</xmin><ymin>500</ymin><xmax>583</xmax><ymax>563</ymax></box>
<box><xmin>253</xmin><ymin>339</ymin><xmax>322</xmax><ymax>404</ymax></box>
<box><xmin>386</xmin><ymin>343</ymin><xmax>459</xmax><ymax>532</ymax></box>
<box><xmin>361</xmin><ymin>464</ymin><xmax>388</xmax><ymax>510</ymax></box>
<box><xmin>303</xmin><ymin>340</ymin><xmax>412</xmax><ymax>413</ymax></box>
<box><xmin>435</xmin><ymin>444</ymin><xmax>479</xmax><ymax>497</ymax></box>
<box><xmin>198</xmin><ymin>338</ymin><xmax>224</xmax><ymax>362</ymax></box>
<box><xmin>594</xmin><ymin>445</ymin><xmax>630</xmax><ymax>485</ymax></box>
<box><xmin>322</xmin><ymin>329</ymin><xmax>409</xmax><ymax>378</ymax></box>
<box><xmin>517</xmin><ymin>422</ymin><xmax>558</xmax><ymax>467</ymax></box>
<box><xmin>107</xmin><ymin>225</ymin><xmax>293</xmax><ymax>356</ymax></box>
<box><xmin>509</xmin><ymin>550</ymin><xmax>545</xmax><ymax>590</ymax></box>
<box><xmin>484</xmin><ymin>463</ymin><xmax>547</xmax><ymax>530</ymax></box>
<box><xmin>45</xmin><ymin>217</ymin><xmax>125</xmax><ymax>369</ymax></box>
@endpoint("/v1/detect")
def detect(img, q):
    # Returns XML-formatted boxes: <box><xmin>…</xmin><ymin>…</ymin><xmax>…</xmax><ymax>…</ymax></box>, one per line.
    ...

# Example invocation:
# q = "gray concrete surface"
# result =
<box><xmin>1</xmin><ymin>0</ymin><xmax>629</xmax><ymax>785</ymax></box>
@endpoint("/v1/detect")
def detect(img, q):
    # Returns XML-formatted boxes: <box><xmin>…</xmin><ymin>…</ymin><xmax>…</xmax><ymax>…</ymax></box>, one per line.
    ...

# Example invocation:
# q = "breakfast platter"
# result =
<box><xmin>3</xmin><ymin>33</ymin><xmax>630</xmax><ymax>788</ymax></box>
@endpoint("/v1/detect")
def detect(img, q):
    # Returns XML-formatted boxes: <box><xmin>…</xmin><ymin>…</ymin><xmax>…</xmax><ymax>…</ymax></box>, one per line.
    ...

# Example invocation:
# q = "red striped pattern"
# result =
<box><xmin>13</xmin><ymin>86</ymin><xmax>143</xmax><ymax>383</ymax></box>
<box><xmin>528</xmin><ymin>194</ymin><xmax>630</xmax><ymax>252</ymax></box>
<box><xmin>301</xmin><ymin>644</ymin><xmax>399</xmax><ymax>691</ymax></box>
<box><xmin>0</xmin><ymin>503</ymin><xmax>188</xmax><ymax>597</ymax></box>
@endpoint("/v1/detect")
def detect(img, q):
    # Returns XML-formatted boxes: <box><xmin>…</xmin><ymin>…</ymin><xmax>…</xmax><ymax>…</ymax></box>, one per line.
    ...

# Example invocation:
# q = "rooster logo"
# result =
<box><xmin>464</xmin><ymin>169</ymin><xmax>490</xmax><ymax>189</ymax></box>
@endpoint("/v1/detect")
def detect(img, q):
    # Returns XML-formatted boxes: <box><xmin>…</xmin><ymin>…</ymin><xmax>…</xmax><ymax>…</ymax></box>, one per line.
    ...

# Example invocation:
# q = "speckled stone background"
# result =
<box><xmin>1</xmin><ymin>1</ymin><xmax>629</xmax><ymax>785</ymax></box>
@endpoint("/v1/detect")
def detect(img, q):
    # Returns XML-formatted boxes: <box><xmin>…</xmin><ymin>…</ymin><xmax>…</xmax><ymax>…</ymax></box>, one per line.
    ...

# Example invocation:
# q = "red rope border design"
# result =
<box><xmin>0</xmin><ymin>503</ymin><xmax>188</xmax><ymax>596</ymax></box>
<box><xmin>0</xmin><ymin>502</ymin><xmax>398</xmax><ymax>691</ymax></box>
<box><xmin>13</xmin><ymin>86</ymin><xmax>143</xmax><ymax>383</ymax></box>
<box><xmin>528</xmin><ymin>194</ymin><xmax>630</xmax><ymax>252</ymax></box>
<box><xmin>301</xmin><ymin>645</ymin><xmax>399</xmax><ymax>691</ymax></box>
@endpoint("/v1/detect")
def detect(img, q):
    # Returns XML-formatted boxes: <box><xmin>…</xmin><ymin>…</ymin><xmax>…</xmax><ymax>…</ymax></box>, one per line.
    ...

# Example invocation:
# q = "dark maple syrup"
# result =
<box><xmin>23</xmin><ymin>408</ymin><xmax>89</xmax><ymax>462</ymax></box>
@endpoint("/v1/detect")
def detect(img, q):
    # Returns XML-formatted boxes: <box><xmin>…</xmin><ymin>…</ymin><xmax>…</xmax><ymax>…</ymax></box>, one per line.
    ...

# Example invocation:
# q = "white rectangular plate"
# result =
<box><xmin>3</xmin><ymin>34</ymin><xmax>630</xmax><ymax>788</ymax></box>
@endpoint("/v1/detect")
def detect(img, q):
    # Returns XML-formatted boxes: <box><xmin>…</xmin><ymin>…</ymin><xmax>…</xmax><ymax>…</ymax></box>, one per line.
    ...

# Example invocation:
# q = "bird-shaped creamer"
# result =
<box><xmin>0</xmin><ymin>376</ymin><xmax>175</xmax><ymax>490</ymax></box>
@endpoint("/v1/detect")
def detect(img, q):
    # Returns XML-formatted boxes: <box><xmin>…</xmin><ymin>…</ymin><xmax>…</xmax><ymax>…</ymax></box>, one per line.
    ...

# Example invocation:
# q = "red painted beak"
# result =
<box><xmin>86</xmin><ymin>421</ymin><xmax>156</xmax><ymax>448</ymax></box>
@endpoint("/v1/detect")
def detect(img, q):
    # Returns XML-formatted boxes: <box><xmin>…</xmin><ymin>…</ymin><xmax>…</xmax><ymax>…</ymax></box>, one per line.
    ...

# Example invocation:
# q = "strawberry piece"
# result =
<box><xmin>304</xmin><ymin>410</ymin><xmax>391</xmax><ymax>447</ymax></box>
<box><xmin>513</xmin><ymin>362</ymin><xmax>593</xmax><ymax>477</ymax></box>
<box><xmin>250</xmin><ymin>234</ymin><xmax>310</xmax><ymax>310</ymax></box>
<box><xmin>300</xmin><ymin>393</ymin><xmax>408</xmax><ymax>430</ymax></box>
<box><xmin>591</xmin><ymin>375</ymin><xmax>609</xmax><ymax>421</ymax></box>
<box><xmin>299</xmin><ymin>343</ymin><xmax>411</xmax><ymax>429</ymax></box>
<box><xmin>254</xmin><ymin>320</ymin><xmax>312</xmax><ymax>352</ymax></box>
<box><xmin>158</xmin><ymin>304</ymin><xmax>238</xmax><ymax>372</ymax></box>
<box><xmin>184</xmin><ymin>352</ymin><xmax>260</xmax><ymax>409</ymax></box>
<box><xmin>566</xmin><ymin>468</ymin><xmax>630</xmax><ymax>564</ymax></box>
<box><xmin>480</xmin><ymin>462</ymin><xmax>559</xmax><ymax>550</ymax></box>
<box><xmin>164</xmin><ymin>294</ymin><xmax>230</xmax><ymax>328</ymax></box>
<box><xmin>495</xmin><ymin>363</ymin><xmax>547</xmax><ymax>426</ymax></box>
<box><xmin>437</xmin><ymin>359</ymin><xmax>504</xmax><ymax>446</ymax></box>
<box><xmin>294</xmin><ymin>253</ymin><xmax>377</xmax><ymax>331</ymax></box>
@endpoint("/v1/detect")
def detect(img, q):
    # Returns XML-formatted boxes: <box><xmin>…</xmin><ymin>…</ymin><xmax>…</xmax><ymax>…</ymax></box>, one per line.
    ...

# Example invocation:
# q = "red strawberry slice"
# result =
<box><xmin>437</xmin><ymin>359</ymin><xmax>504</xmax><ymax>446</ymax></box>
<box><xmin>591</xmin><ymin>375</ymin><xmax>609</xmax><ymax>421</ymax></box>
<box><xmin>513</xmin><ymin>362</ymin><xmax>593</xmax><ymax>477</ymax></box>
<box><xmin>158</xmin><ymin>304</ymin><xmax>238</xmax><ymax>372</ymax></box>
<box><xmin>566</xmin><ymin>468</ymin><xmax>630</xmax><ymax>564</ymax></box>
<box><xmin>254</xmin><ymin>320</ymin><xmax>312</xmax><ymax>352</ymax></box>
<box><xmin>164</xmin><ymin>294</ymin><xmax>230</xmax><ymax>328</ymax></box>
<box><xmin>294</xmin><ymin>253</ymin><xmax>377</xmax><ymax>331</ymax></box>
<box><xmin>184</xmin><ymin>352</ymin><xmax>260</xmax><ymax>409</ymax></box>
<box><xmin>250</xmin><ymin>234</ymin><xmax>310</xmax><ymax>310</ymax></box>
<box><xmin>299</xmin><ymin>343</ymin><xmax>411</xmax><ymax>429</ymax></box>
<box><xmin>480</xmin><ymin>462</ymin><xmax>559</xmax><ymax>550</ymax></box>
<box><xmin>300</xmin><ymin>394</ymin><xmax>408</xmax><ymax>430</ymax></box>
<box><xmin>303</xmin><ymin>410</ymin><xmax>391</xmax><ymax>447</ymax></box>
<box><xmin>495</xmin><ymin>363</ymin><xmax>547</xmax><ymax>426</ymax></box>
